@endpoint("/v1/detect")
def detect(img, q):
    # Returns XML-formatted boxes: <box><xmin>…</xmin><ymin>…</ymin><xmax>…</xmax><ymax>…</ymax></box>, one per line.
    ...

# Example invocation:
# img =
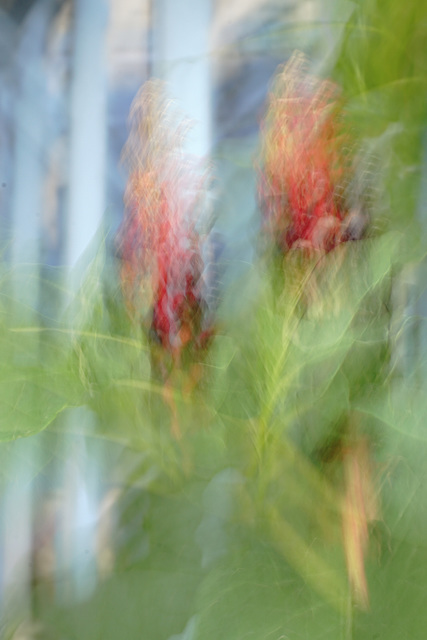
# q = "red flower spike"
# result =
<box><xmin>259</xmin><ymin>52</ymin><xmax>357</xmax><ymax>254</ymax></box>
<box><xmin>117</xmin><ymin>81</ymin><xmax>214</xmax><ymax>365</ymax></box>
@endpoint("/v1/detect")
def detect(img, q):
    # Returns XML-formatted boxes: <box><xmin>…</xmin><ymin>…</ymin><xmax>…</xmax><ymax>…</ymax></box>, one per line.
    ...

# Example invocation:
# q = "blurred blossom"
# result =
<box><xmin>259</xmin><ymin>51</ymin><xmax>368</xmax><ymax>255</ymax></box>
<box><xmin>117</xmin><ymin>80</ymin><xmax>214</xmax><ymax>374</ymax></box>
<box><xmin>342</xmin><ymin>437</ymin><xmax>379</xmax><ymax>609</ymax></box>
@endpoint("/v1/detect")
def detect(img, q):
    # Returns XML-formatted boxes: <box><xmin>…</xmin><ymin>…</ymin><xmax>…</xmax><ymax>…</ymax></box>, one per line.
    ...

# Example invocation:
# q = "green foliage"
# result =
<box><xmin>2</xmin><ymin>0</ymin><xmax>427</xmax><ymax>638</ymax></box>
